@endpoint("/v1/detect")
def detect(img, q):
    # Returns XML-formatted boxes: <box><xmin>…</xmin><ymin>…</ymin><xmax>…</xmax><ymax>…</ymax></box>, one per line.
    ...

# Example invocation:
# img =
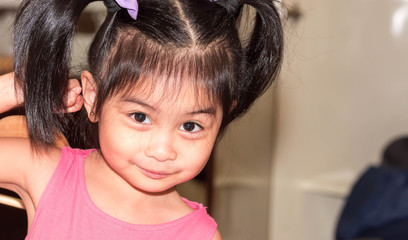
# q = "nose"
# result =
<box><xmin>145</xmin><ymin>129</ymin><xmax>177</xmax><ymax>162</ymax></box>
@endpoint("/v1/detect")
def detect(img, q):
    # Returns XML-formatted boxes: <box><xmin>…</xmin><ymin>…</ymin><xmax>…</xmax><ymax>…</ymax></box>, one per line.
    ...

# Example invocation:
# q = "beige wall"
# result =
<box><xmin>213</xmin><ymin>87</ymin><xmax>274</xmax><ymax>240</ymax></box>
<box><xmin>0</xmin><ymin>2</ymin><xmax>14</xmax><ymax>56</ymax></box>
<box><xmin>270</xmin><ymin>0</ymin><xmax>408</xmax><ymax>239</ymax></box>
<box><xmin>211</xmin><ymin>5</ymin><xmax>276</xmax><ymax>240</ymax></box>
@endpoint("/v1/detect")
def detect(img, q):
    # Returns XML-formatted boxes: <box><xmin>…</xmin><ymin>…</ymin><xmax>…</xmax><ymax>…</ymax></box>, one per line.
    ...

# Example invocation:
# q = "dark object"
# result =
<box><xmin>76</xmin><ymin>12</ymin><xmax>99</xmax><ymax>34</ymax></box>
<box><xmin>0</xmin><ymin>189</ymin><xmax>27</xmax><ymax>240</ymax></box>
<box><xmin>103</xmin><ymin>0</ymin><xmax>121</xmax><ymax>13</ymax></box>
<box><xmin>336</xmin><ymin>137</ymin><xmax>408</xmax><ymax>240</ymax></box>
<box><xmin>336</xmin><ymin>166</ymin><xmax>408</xmax><ymax>240</ymax></box>
<box><xmin>382</xmin><ymin>137</ymin><xmax>408</xmax><ymax>171</ymax></box>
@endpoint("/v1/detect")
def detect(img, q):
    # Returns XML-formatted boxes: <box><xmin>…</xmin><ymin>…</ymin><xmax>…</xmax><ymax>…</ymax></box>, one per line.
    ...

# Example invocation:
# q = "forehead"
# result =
<box><xmin>116</xmin><ymin>75</ymin><xmax>219</xmax><ymax>110</ymax></box>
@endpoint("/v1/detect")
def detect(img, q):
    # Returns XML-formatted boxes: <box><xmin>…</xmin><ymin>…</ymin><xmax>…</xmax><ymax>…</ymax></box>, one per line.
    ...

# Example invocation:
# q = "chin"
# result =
<box><xmin>136</xmin><ymin>182</ymin><xmax>177</xmax><ymax>195</ymax></box>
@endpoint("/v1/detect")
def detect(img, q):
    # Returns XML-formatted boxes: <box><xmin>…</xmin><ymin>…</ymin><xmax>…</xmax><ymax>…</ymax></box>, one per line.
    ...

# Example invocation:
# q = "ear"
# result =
<box><xmin>81</xmin><ymin>71</ymin><xmax>98</xmax><ymax>123</ymax></box>
<box><xmin>229</xmin><ymin>100</ymin><xmax>238</xmax><ymax>113</ymax></box>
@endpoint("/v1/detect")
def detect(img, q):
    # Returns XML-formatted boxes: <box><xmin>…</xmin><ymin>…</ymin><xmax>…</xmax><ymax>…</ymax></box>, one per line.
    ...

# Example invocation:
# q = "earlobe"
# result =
<box><xmin>81</xmin><ymin>71</ymin><xmax>98</xmax><ymax>123</ymax></box>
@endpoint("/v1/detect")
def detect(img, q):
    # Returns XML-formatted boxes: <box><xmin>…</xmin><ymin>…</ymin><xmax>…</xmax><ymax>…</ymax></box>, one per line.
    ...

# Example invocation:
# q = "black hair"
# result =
<box><xmin>13</xmin><ymin>0</ymin><xmax>283</xmax><ymax>149</ymax></box>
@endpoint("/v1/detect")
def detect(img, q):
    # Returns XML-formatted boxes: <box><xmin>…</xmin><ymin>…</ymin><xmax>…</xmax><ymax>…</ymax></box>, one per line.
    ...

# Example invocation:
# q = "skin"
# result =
<box><xmin>0</xmin><ymin>72</ymin><xmax>83</xmax><ymax>231</ymax></box>
<box><xmin>0</xmin><ymin>72</ymin><xmax>223</xmax><ymax>239</ymax></box>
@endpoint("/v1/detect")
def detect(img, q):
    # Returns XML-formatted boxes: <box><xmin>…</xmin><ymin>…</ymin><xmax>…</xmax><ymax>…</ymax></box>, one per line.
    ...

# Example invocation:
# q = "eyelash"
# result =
<box><xmin>179</xmin><ymin>122</ymin><xmax>203</xmax><ymax>133</ymax></box>
<box><xmin>130</xmin><ymin>112</ymin><xmax>203</xmax><ymax>133</ymax></box>
<box><xmin>130</xmin><ymin>112</ymin><xmax>151</xmax><ymax>124</ymax></box>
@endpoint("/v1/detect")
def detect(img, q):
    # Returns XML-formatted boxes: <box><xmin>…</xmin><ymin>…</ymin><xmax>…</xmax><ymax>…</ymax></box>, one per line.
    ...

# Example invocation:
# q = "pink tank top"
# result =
<box><xmin>26</xmin><ymin>147</ymin><xmax>217</xmax><ymax>240</ymax></box>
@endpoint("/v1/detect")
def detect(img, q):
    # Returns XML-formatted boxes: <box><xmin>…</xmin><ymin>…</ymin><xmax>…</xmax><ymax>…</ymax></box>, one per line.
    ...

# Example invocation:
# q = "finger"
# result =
<box><xmin>67</xmin><ymin>78</ymin><xmax>81</xmax><ymax>90</ymax></box>
<box><xmin>63</xmin><ymin>78</ymin><xmax>83</xmax><ymax>113</ymax></box>
<box><xmin>64</xmin><ymin>95</ymin><xmax>84</xmax><ymax>113</ymax></box>
<box><xmin>64</xmin><ymin>86</ymin><xmax>82</xmax><ymax>107</ymax></box>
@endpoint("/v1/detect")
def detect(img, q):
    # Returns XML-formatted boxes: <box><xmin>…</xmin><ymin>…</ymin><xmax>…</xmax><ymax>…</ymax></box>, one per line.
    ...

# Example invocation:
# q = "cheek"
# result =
<box><xmin>182</xmin><ymin>140</ymin><xmax>215</xmax><ymax>173</ymax></box>
<box><xmin>98</xmin><ymin>117</ymin><xmax>144</xmax><ymax>159</ymax></box>
<box><xmin>100</xmin><ymin>126</ymin><xmax>146</xmax><ymax>156</ymax></box>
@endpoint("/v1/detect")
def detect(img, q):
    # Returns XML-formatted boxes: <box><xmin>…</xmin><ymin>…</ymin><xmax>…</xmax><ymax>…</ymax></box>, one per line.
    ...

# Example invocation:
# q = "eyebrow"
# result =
<box><xmin>121</xmin><ymin>98</ymin><xmax>217</xmax><ymax>116</ymax></box>
<box><xmin>122</xmin><ymin>98</ymin><xmax>155</xmax><ymax>110</ymax></box>
<box><xmin>188</xmin><ymin>107</ymin><xmax>216</xmax><ymax>116</ymax></box>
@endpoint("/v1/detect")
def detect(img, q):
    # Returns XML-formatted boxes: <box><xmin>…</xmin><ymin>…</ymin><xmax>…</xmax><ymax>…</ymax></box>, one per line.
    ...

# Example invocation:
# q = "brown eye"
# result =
<box><xmin>131</xmin><ymin>113</ymin><xmax>151</xmax><ymax>124</ymax></box>
<box><xmin>180</xmin><ymin>122</ymin><xmax>202</xmax><ymax>132</ymax></box>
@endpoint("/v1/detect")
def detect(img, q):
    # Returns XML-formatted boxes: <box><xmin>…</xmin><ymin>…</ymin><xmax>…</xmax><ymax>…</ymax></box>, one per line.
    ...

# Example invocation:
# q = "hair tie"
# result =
<box><xmin>103</xmin><ymin>0</ymin><xmax>139</xmax><ymax>20</ymax></box>
<box><xmin>212</xmin><ymin>0</ymin><xmax>241</xmax><ymax>15</ymax></box>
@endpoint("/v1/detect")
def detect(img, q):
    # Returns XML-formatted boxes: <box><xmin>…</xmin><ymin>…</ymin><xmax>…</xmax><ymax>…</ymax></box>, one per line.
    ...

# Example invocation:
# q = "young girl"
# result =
<box><xmin>0</xmin><ymin>0</ymin><xmax>283</xmax><ymax>239</ymax></box>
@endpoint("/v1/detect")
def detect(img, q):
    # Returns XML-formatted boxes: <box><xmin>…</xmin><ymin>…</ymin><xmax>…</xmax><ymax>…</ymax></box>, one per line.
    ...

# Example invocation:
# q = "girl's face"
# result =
<box><xmin>95</xmin><ymin>80</ymin><xmax>223</xmax><ymax>194</ymax></box>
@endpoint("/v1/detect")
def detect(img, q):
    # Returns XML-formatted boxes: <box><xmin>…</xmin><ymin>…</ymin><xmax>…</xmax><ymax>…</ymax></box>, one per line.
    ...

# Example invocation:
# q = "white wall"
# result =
<box><xmin>270</xmin><ymin>0</ymin><xmax>408</xmax><ymax>239</ymax></box>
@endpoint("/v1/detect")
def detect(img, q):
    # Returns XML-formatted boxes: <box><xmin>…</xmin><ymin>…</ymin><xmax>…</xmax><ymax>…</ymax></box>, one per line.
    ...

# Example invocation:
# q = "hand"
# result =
<box><xmin>63</xmin><ymin>78</ymin><xmax>83</xmax><ymax>113</ymax></box>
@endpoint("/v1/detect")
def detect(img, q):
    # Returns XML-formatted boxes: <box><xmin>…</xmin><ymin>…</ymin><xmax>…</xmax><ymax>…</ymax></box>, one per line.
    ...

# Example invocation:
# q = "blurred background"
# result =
<box><xmin>2</xmin><ymin>0</ymin><xmax>408</xmax><ymax>239</ymax></box>
<box><xmin>269</xmin><ymin>0</ymin><xmax>408</xmax><ymax>239</ymax></box>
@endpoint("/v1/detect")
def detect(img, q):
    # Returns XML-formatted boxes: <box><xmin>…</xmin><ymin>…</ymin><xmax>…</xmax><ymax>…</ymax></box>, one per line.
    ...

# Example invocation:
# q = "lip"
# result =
<box><xmin>140</xmin><ymin>167</ymin><xmax>169</xmax><ymax>180</ymax></box>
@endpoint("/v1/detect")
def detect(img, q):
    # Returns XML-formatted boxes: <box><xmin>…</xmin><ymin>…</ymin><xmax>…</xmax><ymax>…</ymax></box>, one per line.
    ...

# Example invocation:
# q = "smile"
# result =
<box><xmin>140</xmin><ymin>167</ymin><xmax>169</xmax><ymax>180</ymax></box>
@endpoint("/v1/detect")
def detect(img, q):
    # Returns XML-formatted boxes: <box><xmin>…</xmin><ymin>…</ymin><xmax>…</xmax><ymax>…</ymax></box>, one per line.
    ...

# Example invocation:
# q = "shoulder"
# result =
<box><xmin>22</xmin><ymin>144</ymin><xmax>62</xmax><ymax>202</ymax></box>
<box><xmin>29</xmin><ymin>146</ymin><xmax>94</xmax><ymax>196</ymax></box>
<box><xmin>178</xmin><ymin>197</ymin><xmax>220</xmax><ymax>238</ymax></box>
<box><xmin>213</xmin><ymin>229</ymin><xmax>222</xmax><ymax>240</ymax></box>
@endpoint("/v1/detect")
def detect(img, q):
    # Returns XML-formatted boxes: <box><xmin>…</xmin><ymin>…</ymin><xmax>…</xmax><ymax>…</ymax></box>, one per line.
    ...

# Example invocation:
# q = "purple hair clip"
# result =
<box><xmin>114</xmin><ymin>0</ymin><xmax>139</xmax><ymax>20</ymax></box>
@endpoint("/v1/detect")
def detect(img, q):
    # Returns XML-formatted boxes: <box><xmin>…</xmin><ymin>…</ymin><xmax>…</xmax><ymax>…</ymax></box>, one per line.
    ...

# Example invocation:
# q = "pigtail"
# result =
<box><xmin>230</xmin><ymin>0</ymin><xmax>283</xmax><ymax>119</ymax></box>
<box><xmin>13</xmin><ymin>0</ymin><xmax>93</xmax><ymax>149</ymax></box>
